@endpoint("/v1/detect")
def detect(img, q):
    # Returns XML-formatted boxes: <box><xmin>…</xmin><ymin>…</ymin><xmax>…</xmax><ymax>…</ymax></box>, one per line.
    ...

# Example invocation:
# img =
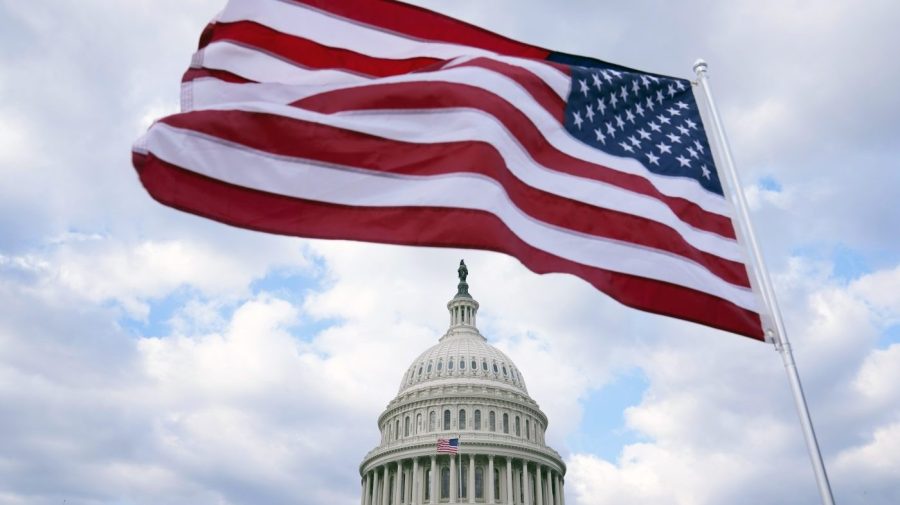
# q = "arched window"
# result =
<box><xmin>475</xmin><ymin>466</ymin><xmax>484</xmax><ymax>499</ymax></box>
<box><xmin>494</xmin><ymin>468</ymin><xmax>501</xmax><ymax>501</ymax></box>
<box><xmin>417</xmin><ymin>413</ymin><xmax>422</xmax><ymax>434</ymax></box>
<box><xmin>418</xmin><ymin>365</ymin><xmax>423</xmax><ymax>376</ymax></box>
<box><xmin>437</xmin><ymin>359</ymin><xmax>443</xmax><ymax>371</ymax></box>
<box><xmin>503</xmin><ymin>413</ymin><xmax>509</xmax><ymax>434</ymax></box>
<box><xmin>502</xmin><ymin>365</ymin><xmax>508</xmax><ymax>376</ymax></box>
<box><xmin>526</xmin><ymin>419</ymin><xmax>530</xmax><ymax>440</ymax></box>
<box><xmin>395</xmin><ymin>419</ymin><xmax>400</xmax><ymax>440</ymax></box>
<box><xmin>443</xmin><ymin>409</ymin><xmax>451</xmax><ymax>430</ymax></box>
<box><xmin>427</xmin><ymin>361</ymin><xmax>433</xmax><ymax>374</ymax></box>
<box><xmin>405</xmin><ymin>416</ymin><xmax>410</xmax><ymax>437</ymax></box>
<box><xmin>471</xmin><ymin>358</ymin><xmax>477</xmax><ymax>370</ymax></box>
<box><xmin>460</xmin><ymin>358</ymin><xmax>465</xmax><ymax>370</ymax></box>
<box><xmin>459</xmin><ymin>409</ymin><xmax>467</xmax><ymax>430</ymax></box>
<box><xmin>515</xmin><ymin>416</ymin><xmax>521</xmax><ymax>436</ymax></box>
<box><xmin>474</xmin><ymin>409</ymin><xmax>481</xmax><ymax>430</ymax></box>
<box><xmin>448</xmin><ymin>359</ymin><xmax>454</xmax><ymax>370</ymax></box>
<box><xmin>425</xmin><ymin>468</ymin><xmax>431</xmax><ymax>500</ymax></box>
<box><xmin>482</xmin><ymin>359</ymin><xmax>488</xmax><ymax>371</ymax></box>
<box><xmin>493</xmin><ymin>362</ymin><xmax>499</xmax><ymax>374</ymax></box>
<box><xmin>441</xmin><ymin>467</ymin><xmax>450</xmax><ymax>499</ymax></box>
<box><xmin>429</xmin><ymin>411</ymin><xmax>436</xmax><ymax>432</ymax></box>
<box><xmin>489</xmin><ymin>411</ymin><xmax>496</xmax><ymax>432</ymax></box>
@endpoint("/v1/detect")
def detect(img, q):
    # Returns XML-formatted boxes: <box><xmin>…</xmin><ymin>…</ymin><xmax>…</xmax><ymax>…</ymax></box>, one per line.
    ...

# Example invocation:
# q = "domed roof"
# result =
<box><xmin>397</xmin><ymin>260</ymin><xmax>529</xmax><ymax>395</ymax></box>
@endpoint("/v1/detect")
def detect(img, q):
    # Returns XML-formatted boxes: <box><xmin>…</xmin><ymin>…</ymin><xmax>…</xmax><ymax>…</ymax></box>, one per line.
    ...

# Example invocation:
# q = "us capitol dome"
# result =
<box><xmin>359</xmin><ymin>261</ymin><xmax>566</xmax><ymax>505</ymax></box>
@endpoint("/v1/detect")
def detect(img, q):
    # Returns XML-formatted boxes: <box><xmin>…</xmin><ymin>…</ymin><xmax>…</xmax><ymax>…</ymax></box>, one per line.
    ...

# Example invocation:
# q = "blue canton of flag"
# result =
<box><xmin>561</xmin><ymin>64</ymin><xmax>722</xmax><ymax>196</ymax></box>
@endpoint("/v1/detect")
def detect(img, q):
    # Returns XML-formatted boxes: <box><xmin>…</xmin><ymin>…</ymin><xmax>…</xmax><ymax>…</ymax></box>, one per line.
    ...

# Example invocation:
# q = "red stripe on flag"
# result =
<box><xmin>292</xmin><ymin>81</ymin><xmax>737</xmax><ymax>240</ymax></box>
<box><xmin>447</xmin><ymin>57</ymin><xmax>567</xmax><ymax>122</ymax></box>
<box><xmin>292</xmin><ymin>0</ymin><xmax>551</xmax><ymax>60</ymax></box>
<box><xmin>160</xmin><ymin>110</ymin><xmax>750</xmax><ymax>288</ymax></box>
<box><xmin>182</xmin><ymin>67</ymin><xmax>254</xmax><ymax>84</ymax></box>
<box><xmin>208</xmin><ymin>21</ymin><xmax>444</xmax><ymax>78</ymax></box>
<box><xmin>133</xmin><ymin>151</ymin><xmax>764</xmax><ymax>340</ymax></box>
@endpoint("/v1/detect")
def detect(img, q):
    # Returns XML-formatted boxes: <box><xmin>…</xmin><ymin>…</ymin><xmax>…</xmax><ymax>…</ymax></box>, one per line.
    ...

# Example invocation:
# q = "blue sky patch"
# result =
<box><xmin>567</xmin><ymin>369</ymin><xmax>649</xmax><ymax>460</ymax></box>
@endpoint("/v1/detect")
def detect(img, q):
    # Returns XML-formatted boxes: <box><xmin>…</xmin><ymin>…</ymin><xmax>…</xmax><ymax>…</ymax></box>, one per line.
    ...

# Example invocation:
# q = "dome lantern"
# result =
<box><xmin>445</xmin><ymin>260</ymin><xmax>481</xmax><ymax>335</ymax></box>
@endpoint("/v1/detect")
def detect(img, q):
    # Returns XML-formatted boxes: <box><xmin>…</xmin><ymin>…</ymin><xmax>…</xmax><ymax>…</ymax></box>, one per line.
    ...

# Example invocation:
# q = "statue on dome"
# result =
<box><xmin>457</xmin><ymin>259</ymin><xmax>468</xmax><ymax>282</ymax></box>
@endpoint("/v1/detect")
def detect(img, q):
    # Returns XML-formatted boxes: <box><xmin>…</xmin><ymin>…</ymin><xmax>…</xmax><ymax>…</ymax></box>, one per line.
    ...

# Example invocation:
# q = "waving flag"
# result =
<box><xmin>132</xmin><ymin>0</ymin><xmax>765</xmax><ymax>340</ymax></box>
<box><xmin>437</xmin><ymin>438</ymin><xmax>459</xmax><ymax>454</ymax></box>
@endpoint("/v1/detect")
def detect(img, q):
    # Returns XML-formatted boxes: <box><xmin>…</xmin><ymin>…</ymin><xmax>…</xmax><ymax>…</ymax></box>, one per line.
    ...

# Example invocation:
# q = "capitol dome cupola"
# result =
<box><xmin>445</xmin><ymin>260</ymin><xmax>481</xmax><ymax>337</ymax></box>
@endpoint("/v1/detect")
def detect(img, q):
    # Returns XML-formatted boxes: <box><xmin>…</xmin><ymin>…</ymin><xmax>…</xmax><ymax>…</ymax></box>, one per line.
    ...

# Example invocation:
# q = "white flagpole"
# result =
<box><xmin>692</xmin><ymin>59</ymin><xmax>836</xmax><ymax>505</ymax></box>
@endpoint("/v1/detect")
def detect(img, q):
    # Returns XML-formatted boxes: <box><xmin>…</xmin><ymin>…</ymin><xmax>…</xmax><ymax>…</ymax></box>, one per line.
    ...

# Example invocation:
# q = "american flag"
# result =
<box><xmin>132</xmin><ymin>0</ymin><xmax>764</xmax><ymax>340</ymax></box>
<box><xmin>437</xmin><ymin>438</ymin><xmax>459</xmax><ymax>454</ymax></box>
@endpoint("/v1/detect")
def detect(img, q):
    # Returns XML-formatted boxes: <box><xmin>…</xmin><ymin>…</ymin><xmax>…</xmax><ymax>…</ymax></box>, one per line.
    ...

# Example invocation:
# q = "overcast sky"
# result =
<box><xmin>1</xmin><ymin>1</ymin><xmax>899</xmax><ymax>504</ymax></box>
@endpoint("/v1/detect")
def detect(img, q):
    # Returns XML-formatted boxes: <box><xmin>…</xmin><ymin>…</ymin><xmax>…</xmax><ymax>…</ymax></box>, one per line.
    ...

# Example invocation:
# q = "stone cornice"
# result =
<box><xmin>360</xmin><ymin>435</ymin><xmax>566</xmax><ymax>476</ymax></box>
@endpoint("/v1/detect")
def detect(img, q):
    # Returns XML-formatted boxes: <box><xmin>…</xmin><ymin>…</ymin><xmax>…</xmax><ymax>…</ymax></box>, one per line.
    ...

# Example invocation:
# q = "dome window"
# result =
<box><xmin>471</xmin><ymin>358</ymin><xmax>477</xmax><ymax>370</ymax></box>
<box><xmin>448</xmin><ymin>359</ymin><xmax>454</xmax><ymax>370</ymax></box>
<box><xmin>459</xmin><ymin>359</ymin><xmax>465</xmax><ymax>370</ymax></box>
<box><xmin>443</xmin><ymin>409</ymin><xmax>451</xmax><ymax>430</ymax></box>
<box><xmin>482</xmin><ymin>360</ymin><xmax>488</xmax><ymax>371</ymax></box>
<box><xmin>427</xmin><ymin>362</ymin><xmax>433</xmax><ymax>374</ymax></box>
<box><xmin>502</xmin><ymin>365</ymin><xmax>508</xmax><ymax>376</ymax></box>
<box><xmin>492</xmin><ymin>363</ymin><xmax>499</xmax><ymax>374</ymax></box>
<box><xmin>437</xmin><ymin>359</ymin><xmax>443</xmax><ymax>371</ymax></box>
<box><xmin>418</xmin><ymin>366</ymin><xmax>423</xmax><ymax>376</ymax></box>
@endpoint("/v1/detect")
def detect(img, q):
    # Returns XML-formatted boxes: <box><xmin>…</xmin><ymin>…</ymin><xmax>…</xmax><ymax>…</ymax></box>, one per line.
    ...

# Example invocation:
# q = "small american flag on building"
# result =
<box><xmin>437</xmin><ymin>438</ymin><xmax>459</xmax><ymax>454</ymax></box>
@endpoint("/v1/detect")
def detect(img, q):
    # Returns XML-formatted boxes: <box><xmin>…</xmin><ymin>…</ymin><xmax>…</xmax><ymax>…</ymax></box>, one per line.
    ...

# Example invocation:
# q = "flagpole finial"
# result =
<box><xmin>693</xmin><ymin>59</ymin><xmax>708</xmax><ymax>76</ymax></box>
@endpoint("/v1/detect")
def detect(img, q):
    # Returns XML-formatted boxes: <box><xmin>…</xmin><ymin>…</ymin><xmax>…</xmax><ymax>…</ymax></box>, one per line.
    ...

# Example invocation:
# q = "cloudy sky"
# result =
<box><xmin>1</xmin><ymin>1</ymin><xmax>899</xmax><ymax>504</ymax></box>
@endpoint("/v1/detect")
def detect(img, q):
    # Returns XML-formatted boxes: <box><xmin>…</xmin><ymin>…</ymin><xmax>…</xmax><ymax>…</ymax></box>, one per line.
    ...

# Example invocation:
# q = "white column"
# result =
<box><xmin>373</xmin><ymin>469</ymin><xmax>381</xmax><ymax>505</ymax></box>
<box><xmin>487</xmin><ymin>456</ymin><xmax>495</xmax><ymax>504</ymax></box>
<box><xmin>362</xmin><ymin>473</ymin><xmax>370</xmax><ymax>505</ymax></box>
<box><xmin>554</xmin><ymin>473</ymin><xmax>561</xmax><ymax>505</ymax></box>
<box><xmin>535</xmin><ymin>466</ymin><xmax>543</xmax><ymax>505</ymax></box>
<box><xmin>523</xmin><ymin>462</ymin><xmax>531</xmax><ymax>505</ymax></box>
<box><xmin>468</xmin><ymin>454</ymin><xmax>476</xmax><ymax>504</ymax></box>
<box><xmin>430</xmin><ymin>456</ymin><xmax>437</xmax><ymax>505</ymax></box>
<box><xmin>548</xmin><ymin>471</ymin><xmax>555</xmax><ymax>505</ymax></box>
<box><xmin>412</xmin><ymin>458</ymin><xmax>420</xmax><ymax>505</ymax></box>
<box><xmin>505</xmin><ymin>459</ymin><xmax>513</xmax><ymax>505</ymax></box>
<box><xmin>382</xmin><ymin>466</ymin><xmax>390</xmax><ymax>505</ymax></box>
<box><xmin>450</xmin><ymin>454</ymin><xmax>458</xmax><ymax>503</ymax></box>
<box><xmin>548</xmin><ymin>471</ymin><xmax>554</xmax><ymax>505</ymax></box>
<box><xmin>558</xmin><ymin>475</ymin><xmax>564</xmax><ymax>505</ymax></box>
<box><xmin>403</xmin><ymin>467</ymin><xmax>415</xmax><ymax>505</ymax></box>
<box><xmin>394</xmin><ymin>462</ymin><xmax>402</xmax><ymax>505</ymax></box>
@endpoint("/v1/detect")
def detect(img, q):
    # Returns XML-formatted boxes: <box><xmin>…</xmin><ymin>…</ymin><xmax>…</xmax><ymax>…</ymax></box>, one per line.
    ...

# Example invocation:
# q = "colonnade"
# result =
<box><xmin>361</xmin><ymin>454</ymin><xmax>564</xmax><ymax>505</ymax></box>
